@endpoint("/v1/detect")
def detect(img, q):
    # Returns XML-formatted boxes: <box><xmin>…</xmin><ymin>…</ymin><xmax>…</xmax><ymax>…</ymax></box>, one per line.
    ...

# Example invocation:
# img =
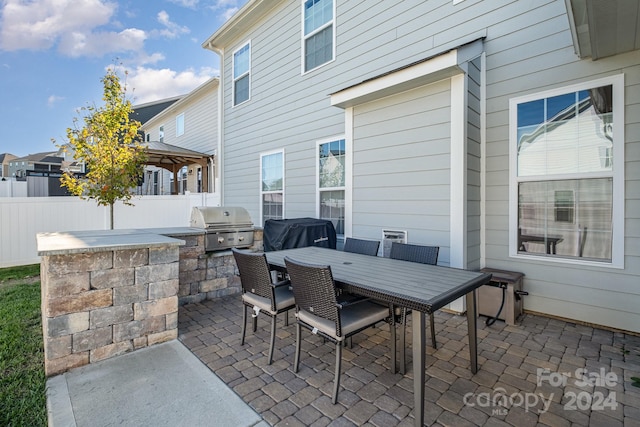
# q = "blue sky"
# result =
<box><xmin>0</xmin><ymin>0</ymin><xmax>248</xmax><ymax>158</ymax></box>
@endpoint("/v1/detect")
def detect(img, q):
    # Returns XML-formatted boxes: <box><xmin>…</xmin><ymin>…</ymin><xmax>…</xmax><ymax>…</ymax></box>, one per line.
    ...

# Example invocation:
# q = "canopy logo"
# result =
<box><xmin>462</xmin><ymin>367</ymin><xmax>618</xmax><ymax>416</ymax></box>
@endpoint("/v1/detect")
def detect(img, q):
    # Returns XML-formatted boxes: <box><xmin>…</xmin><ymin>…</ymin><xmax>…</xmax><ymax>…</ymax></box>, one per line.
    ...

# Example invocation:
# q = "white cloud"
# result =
<box><xmin>0</xmin><ymin>0</ymin><xmax>116</xmax><ymax>51</ymax></box>
<box><xmin>153</xmin><ymin>11</ymin><xmax>189</xmax><ymax>39</ymax></box>
<box><xmin>47</xmin><ymin>95</ymin><xmax>64</xmax><ymax>107</ymax></box>
<box><xmin>58</xmin><ymin>27</ymin><xmax>147</xmax><ymax>57</ymax></box>
<box><xmin>206</xmin><ymin>0</ymin><xmax>242</xmax><ymax>21</ymax></box>
<box><xmin>168</xmin><ymin>0</ymin><xmax>199</xmax><ymax>8</ymax></box>
<box><xmin>121</xmin><ymin>66</ymin><xmax>217</xmax><ymax>104</ymax></box>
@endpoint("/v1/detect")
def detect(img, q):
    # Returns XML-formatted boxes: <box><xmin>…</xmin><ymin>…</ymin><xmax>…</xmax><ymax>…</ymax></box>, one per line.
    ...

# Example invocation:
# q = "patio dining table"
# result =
<box><xmin>265</xmin><ymin>246</ymin><xmax>492</xmax><ymax>426</ymax></box>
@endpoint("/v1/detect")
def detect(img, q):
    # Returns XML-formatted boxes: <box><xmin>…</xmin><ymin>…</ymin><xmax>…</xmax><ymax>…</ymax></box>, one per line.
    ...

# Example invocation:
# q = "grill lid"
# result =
<box><xmin>190</xmin><ymin>206</ymin><xmax>254</xmax><ymax>229</ymax></box>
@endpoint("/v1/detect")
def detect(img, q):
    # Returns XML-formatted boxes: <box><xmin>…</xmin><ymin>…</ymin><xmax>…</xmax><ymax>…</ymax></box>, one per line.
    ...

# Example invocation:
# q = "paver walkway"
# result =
<box><xmin>179</xmin><ymin>296</ymin><xmax>640</xmax><ymax>427</ymax></box>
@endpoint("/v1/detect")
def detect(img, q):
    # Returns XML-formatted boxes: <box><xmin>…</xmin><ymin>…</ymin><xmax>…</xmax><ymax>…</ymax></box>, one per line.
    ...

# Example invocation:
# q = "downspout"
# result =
<box><xmin>209</xmin><ymin>42</ymin><xmax>225</xmax><ymax>206</ymax></box>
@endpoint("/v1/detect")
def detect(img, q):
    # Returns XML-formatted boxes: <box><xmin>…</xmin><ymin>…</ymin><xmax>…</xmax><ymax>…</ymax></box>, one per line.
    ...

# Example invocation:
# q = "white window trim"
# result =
<box><xmin>232</xmin><ymin>40</ymin><xmax>251</xmax><ymax>107</ymax></box>
<box><xmin>159</xmin><ymin>125</ymin><xmax>165</xmax><ymax>143</ymax></box>
<box><xmin>315</xmin><ymin>135</ymin><xmax>347</xmax><ymax>236</ymax></box>
<box><xmin>300</xmin><ymin>0</ymin><xmax>336</xmax><ymax>75</ymax></box>
<box><xmin>259</xmin><ymin>149</ymin><xmax>285</xmax><ymax>225</ymax></box>
<box><xmin>508</xmin><ymin>74</ymin><xmax>625</xmax><ymax>268</ymax></box>
<box><xmin>176</xmin><ymin>113</ymin><xmax>185</xmax><ymax>137</ymax></box>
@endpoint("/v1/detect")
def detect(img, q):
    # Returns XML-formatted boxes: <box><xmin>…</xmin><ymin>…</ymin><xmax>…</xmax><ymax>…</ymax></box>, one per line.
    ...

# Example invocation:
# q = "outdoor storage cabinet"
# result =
<box><xmin>477</xmin><ymin>268</ymin><xmax>525</xmax><ymax>326</ymax></box>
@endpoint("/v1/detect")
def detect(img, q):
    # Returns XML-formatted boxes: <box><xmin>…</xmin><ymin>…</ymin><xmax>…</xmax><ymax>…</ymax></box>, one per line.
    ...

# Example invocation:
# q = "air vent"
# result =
<box><xmin>382</xmin><ymin>229</ymin><xmax>407</xmax><ymax>257</ymax></box>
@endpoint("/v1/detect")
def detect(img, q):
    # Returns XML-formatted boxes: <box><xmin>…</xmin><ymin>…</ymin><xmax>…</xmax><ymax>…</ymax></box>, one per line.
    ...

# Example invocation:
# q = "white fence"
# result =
<box><xmin>0</xmin><ymin>179</ymin><xmax>27</xmax><ymax>197</ymax></box>
<box><xmin>0</xmin><ymin>193</ymin><xmax>220</xmax><ymax>268</ymax></box>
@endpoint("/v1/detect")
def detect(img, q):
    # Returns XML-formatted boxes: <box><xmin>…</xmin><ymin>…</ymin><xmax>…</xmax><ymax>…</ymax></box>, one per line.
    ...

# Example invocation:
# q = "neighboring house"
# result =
<box><xmin>8</xmin><ymin>151</ymin><xmax>63</xmax><ymax>180</ymax></box>
<box><xmin>202</xmin><ymin>0</ymin><xmax>640</xmax><ymax>333</ymax></box>
<box><xmin>139</xmin><ymin>77</ymin><xmax>219</xmax><ymax>195</ymax></box>
<box><xmin>7</xmin><ymin>151</ymin><xmax>72</xmax><ymax>196</ymax></box>
<box><xmin>0</xmin><ymin>153</ymin><xmax>17</xmax><ymax>178</ymax></box>
<box><xmin>132</xmin><ymin>96</ymin><xmax>183</xmax><ymax>195</ymax></box>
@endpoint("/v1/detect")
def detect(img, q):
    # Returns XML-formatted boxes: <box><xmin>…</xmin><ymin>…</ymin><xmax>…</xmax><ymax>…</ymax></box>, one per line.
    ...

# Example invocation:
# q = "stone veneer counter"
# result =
<box><xmin>37</xmin><ymin>229</ymin><xmax>185</xmax><ymax>376</ymax></box>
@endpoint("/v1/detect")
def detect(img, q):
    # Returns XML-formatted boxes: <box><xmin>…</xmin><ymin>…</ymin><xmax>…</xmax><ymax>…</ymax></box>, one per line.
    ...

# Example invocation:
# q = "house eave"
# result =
<box><xmin>202</xmin><ymin>0</ymin><xmax>284</xmax><ymax>52</ymax></box>
<box><xmin>330</xmin><ymin>39</ymin><xmax>484</xmax><ymax>109</ymax></box>
<box><xmin>140</xmin><ymin>77</ymin><xmax>219</xmax><ymax>131</ymax></box>
<box><xmin>565</xmin><ymin>0</ymin><xmax>640</xmax><ymax>60</ymax></box>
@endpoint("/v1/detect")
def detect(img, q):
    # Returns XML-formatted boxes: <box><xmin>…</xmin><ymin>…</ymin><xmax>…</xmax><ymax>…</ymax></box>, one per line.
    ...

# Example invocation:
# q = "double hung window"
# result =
<box><xmin>176</xmin><ymin>113</ymin><xmax>184</xmax><ymax>137</ymax></box>
<box><xmin>233</xmin><ymin>42</ymin><xmax>251</xmax><ymax>106</ymax></box>
<box><xmin>318</xmin><ymin>138</ymin><xmax>345</xmax><ymax>236</ymax></box>
<box><xmin>510</xmin><ymin>75</ymin><xmax>624</xmax><ymax>265</ymax></box>
<box><xmin>302</xmin><ymin>0</ymin><xmax>335</xmax><ymax>72</ymax></box>
<box><xmin>261</xmin><ymin>151</ymin><xmax>284</xmax><ymax>225</ymax></box>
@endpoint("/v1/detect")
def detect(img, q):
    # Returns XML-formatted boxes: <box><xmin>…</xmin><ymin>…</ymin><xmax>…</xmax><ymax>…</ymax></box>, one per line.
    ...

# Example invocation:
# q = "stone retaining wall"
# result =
<box><xmin>40</xmin><ymin>242</ymin><xmax>181</xmax><ymax>377</ymax></box>
<box><xmin>173</xmin><ymin>229</ymin><xmax>263</xmax><ymax>305</ymax></box>
<box><xmin>38</xmin><ymin>227</ymin><xmax>263</xmax><ymax>377</ymax></box>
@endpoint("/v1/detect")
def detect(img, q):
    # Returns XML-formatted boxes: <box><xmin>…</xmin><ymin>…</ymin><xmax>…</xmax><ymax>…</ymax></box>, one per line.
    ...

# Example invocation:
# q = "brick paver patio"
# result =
<box><xmin>179</xmin><ymin>296</ymin><xmax>640</xmax><ymax>427</ymax></box>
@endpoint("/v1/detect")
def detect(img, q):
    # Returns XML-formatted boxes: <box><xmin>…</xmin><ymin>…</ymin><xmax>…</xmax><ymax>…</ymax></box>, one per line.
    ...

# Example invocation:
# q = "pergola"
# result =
<box><xmin>143</xmin><ymin>141</ymin><xmax>214</xmax><ymax>194</ymax></box>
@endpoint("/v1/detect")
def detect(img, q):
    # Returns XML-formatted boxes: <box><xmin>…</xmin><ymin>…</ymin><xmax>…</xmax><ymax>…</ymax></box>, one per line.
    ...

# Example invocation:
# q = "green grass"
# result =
<box><xmin>0</xmin><ymin>264</ymin><xmax>40</xmax><ymax>283</ymax></box>
<box><xmin>0</xmin><ymin>265</ymin><xmax>46</xmax><ymax>427</ymax></box>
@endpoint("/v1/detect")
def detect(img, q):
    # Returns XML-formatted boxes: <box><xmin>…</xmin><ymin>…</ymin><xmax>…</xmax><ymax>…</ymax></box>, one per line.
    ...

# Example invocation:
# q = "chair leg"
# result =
<box><xmin>332</xmin><ymin>341</ymin><xmax>342</xmax><ymax>404</ymax></box>
<box><xmin>284</xmin><ymin>310</ymin><xmax>289</xmax><ymax>327</ymax></box>
<box><xmin>400</xmin><ymin>313</ymin><xmax>407</xmax><ymax>375</ymax></box>
<box><xmin>268</xmin><ymin>315</ymin><xmax>277</xmax><ymax>365</ymax></box>
<box><xmin>252</xmin><ymin>313</ymin><xmax>258</xmax><ymax>333</ymax></box>
<box><xmin>430</xmin><ymin>313</ymin><xmax>437</xmax><ymax>349</ymax></box>
<box><xmin>389</xmin><ymin>314</ymin><xmax>397</xmax><ymax>375</ymax></box>
<box><xmin>294</xmin><ymin>323</ymin><xmax>301</xmax><ymax>373</ymax></box>
<box><xmin>241</xmin><ymin>305</ymin><xmax>248</xmax><ymax>346</ymax></box>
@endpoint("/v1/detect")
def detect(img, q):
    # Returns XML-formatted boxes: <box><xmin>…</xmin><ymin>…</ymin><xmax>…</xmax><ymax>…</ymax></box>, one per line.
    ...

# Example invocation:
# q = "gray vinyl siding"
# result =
<box><xmin>481</xmin><ymin>2</ymin><xmax>640</xmax><ymax>331</ymax></box>
<box><xmin>216</xmin><ymin>0</ymin><xmax>640</xmax><ymax>332</ymax></box>
<box><xmin>176</xmin><ymin>90</ymin><xmax>218</xmax><ymax>156</ymax></box>
<box><xmin>466</xmin><ymin>56</ymin><xmax>482</xmax><ymax>271</ymax></box>
<box><xmin>352</xmin><ymin>80</ymin><xmax>452</xmax><ymax>266</ymax></box>
<box><xmin>142</xmin><ymin>83</ymin><xmax>218</xmax><ymax>156</ymax></box>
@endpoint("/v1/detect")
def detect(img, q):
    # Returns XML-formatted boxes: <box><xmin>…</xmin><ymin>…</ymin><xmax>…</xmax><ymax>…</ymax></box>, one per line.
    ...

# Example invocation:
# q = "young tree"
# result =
<box><xmin>57</xmin><ymin>67</ymin><xmax>147</xmax><ymax>229</ymax></box>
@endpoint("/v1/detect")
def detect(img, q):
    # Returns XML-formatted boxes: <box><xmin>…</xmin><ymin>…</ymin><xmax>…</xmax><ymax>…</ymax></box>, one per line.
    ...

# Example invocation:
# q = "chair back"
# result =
<box><xmin>232</xmin><ymin>248</ymin><xmax>275</xmax><ymax>304</ymax></box>
<box><xmin>343</xmin><ymin>237</ymin><xmax>380</xmax><ymax>256</ymax></box>
<box><xmin>578</xmin><ymin>225</ymin><xmax>588</xmax><ymax>257</ymax></box>
<box><xmin>284</xmin><ymin>257</ymin><xmax>341</xmax><ymax>335</ymax></box>
<box><xmin>390</xmin><ymin>242</ymin><xmax>439</xmax><ymax>265</ymax></box>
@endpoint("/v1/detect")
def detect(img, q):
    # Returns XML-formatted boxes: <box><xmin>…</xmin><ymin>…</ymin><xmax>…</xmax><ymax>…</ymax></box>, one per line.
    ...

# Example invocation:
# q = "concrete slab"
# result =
<box><xmin>47</xmin><ymin>340</ymin><xmax>266</xmax><ymax>427</ymax></box>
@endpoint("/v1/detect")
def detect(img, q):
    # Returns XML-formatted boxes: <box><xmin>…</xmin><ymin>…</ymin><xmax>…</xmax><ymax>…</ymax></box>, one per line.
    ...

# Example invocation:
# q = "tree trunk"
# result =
<box><xmin>110</xmin><ymin>203</ymin><xmax>114</xmax><ymax>230</ymax></box>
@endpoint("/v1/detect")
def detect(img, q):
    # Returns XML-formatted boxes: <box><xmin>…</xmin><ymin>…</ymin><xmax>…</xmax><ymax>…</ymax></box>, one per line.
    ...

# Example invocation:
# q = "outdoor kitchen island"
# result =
<box><xmin>37</xmin><ymin>227</ymin><xmax>263</xmax><ymax>376</ymax></box>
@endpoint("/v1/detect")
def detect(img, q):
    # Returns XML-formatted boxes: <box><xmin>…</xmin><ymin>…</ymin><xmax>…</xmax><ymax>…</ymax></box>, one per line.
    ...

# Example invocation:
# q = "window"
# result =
<box><xmin>261</xmin><ymin>151</ymin><xmax>284</xmax><ymax>225</ymax></box>
<box><xmin>176</xmin><ymin>113</ymin><xmax>184</xmax><ymax>137</ymax></box>
<box><xmin>554</xmin><ymin>190</ymin><xmax>574</xmax><ymax>223</ymax></box>
<box><xmin>153</xmin><ymin>171</ymin><xmax>159</xmax><ymax>195</ymax></box>
<box><xmin>510</xmin><ymin>75</ymin><xmax>624</xmax><ymax>265</ymax></box>
<box><xmin>233</xmin><ymin>42</ymin><xmax>250</xmax><ymax>106</ymax></box>
<box><xmin>159</xmin><ymin>125</ymin><xmax>164</xmax><ymax>143</ymax></box>
<box><xmin>318</xmin><ymin>138</ymin><xmax>345</xmax><ymax>236</ymax></box>
<box><xmin>302</xmin><ymin>0</ymin><xmax>335</xmax><ymax>73</ymax></box>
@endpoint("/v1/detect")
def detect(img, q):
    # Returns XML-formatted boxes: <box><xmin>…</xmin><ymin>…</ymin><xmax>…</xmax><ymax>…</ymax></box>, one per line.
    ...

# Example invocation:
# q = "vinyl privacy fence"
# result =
<box><xmin>0</xmin><ymin>193</ymin><xmax>220</xmax><ymax>268</ymax></box>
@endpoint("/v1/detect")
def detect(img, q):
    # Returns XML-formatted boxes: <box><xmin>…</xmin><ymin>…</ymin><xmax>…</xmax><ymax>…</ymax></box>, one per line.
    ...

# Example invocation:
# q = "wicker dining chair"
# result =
<box><xmin>389</xmin><ymin>242</ymin><xmax>439</xmax><ymax>374</ymax></box>
<box><xmin>343</xmin><ymin>237</ymin><xmax>380</xmax><ymax>256</ymax></box>
<box><xmin>284</xmin><ymin>256</ymin><xmax>393</xmax><ymax>404</ymax></box>
<box><xmin>232</xmin><ymin>248</ymin><xmax>295</xmax><ymax>365</ymax></box>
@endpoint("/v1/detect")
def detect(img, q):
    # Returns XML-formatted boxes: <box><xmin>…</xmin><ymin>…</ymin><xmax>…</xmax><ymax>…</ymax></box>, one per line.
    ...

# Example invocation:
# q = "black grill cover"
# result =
<box><xmin>263</xmin><ymin>218</ymin><xmax>337</xmax><ymax>252</ymax></box>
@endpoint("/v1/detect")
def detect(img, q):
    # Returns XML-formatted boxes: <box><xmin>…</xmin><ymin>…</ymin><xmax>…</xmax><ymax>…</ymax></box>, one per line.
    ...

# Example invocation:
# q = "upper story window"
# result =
<box><xmin>233</xmin><ymin>41</ymin><xmax>251</xmax><ymax>106</ymax></box>
<box><xmin>302</xmin><ymin>0</ymin><xmax>335</xmax><ymax>73</ymax></box>
<box><xmin>510</xmin><ymin>75</ymin><xmax>624</xmax><ymax>267</ymax></box>
<box><xmin>317</xmin><ymin>138</ymin><xmax>345</xmax><ymax>236</ymax></box>
<box><xmin>159</xmin><ymin>125</ymin><xmax>164</xmax><ymax>143</ymax></box>
<box><xmin>176</xmin><ymin>113</ymin><xmax>185</xmax><ymax>137</ymax></box>
<box><xmin>261</xmin><ymin>150</ymin><xmax>284</xmax><ymax>225</ymax></box>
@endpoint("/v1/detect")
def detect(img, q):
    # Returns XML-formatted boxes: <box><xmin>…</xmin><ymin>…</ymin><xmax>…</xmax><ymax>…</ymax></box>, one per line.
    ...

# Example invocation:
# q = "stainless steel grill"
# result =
<box><xmin>190</xmin><ymin>206</ymin><xmax>255</xmax><ymax>251</ymax></box>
